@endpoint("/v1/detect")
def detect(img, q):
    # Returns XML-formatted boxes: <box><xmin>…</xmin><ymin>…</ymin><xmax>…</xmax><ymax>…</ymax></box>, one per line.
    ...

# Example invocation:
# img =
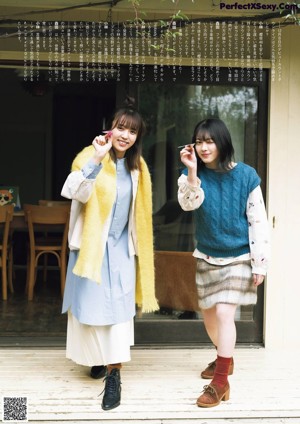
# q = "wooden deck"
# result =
<box><xmin>1</xmin><ymin>347</ymin><xmax>299</xmax><ymax>423</ymax></box>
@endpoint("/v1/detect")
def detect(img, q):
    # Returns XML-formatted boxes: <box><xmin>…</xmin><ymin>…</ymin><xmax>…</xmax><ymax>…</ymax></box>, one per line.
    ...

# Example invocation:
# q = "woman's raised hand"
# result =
<box><xmin>179</xmin><ymin>144</ymin><xmax>197</xmax><ymax>169</ymax></box>
<box><xmin>92</xmin><ymin>133</ymin><xmax>113</xmax><ymax>163</ymax></box>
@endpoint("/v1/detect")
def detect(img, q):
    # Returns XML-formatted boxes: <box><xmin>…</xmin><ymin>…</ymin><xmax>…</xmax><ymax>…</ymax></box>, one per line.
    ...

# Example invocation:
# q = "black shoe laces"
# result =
<box><xmin>100</xmin><ymin>370</ymin><xmax>121</xmax><ymax>397</ymax></box>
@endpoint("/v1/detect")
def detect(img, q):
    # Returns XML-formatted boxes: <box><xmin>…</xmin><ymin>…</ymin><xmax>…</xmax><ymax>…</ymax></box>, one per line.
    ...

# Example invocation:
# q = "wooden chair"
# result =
<box><xmin>38</xmin><ymin>200</ymin><xmax>71</xmax><ymax>283</ymax></box>
<box><xmin>23</xmin><ymin>204</ymin><xmax>70</xmax><ymax>301</ymax></box>
<box><xmin>154</xmin><ymin>250</ymin><xmax>199</xmax><ymax>312</ymax></box>
<box><xmin>0</xmin><ymin>204</ymin><xmax>14</xmax><ymax>300</ymax></box>
<box><xmin>38</xmin><ymin>200</ymin><xmax>71</xmax><ymax>207</ymax></box>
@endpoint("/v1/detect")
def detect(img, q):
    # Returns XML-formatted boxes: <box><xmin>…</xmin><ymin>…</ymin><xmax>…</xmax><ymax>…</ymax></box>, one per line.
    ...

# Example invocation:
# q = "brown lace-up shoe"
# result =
<box><xmin>196</xmin><ymin>382</ymin><xmax>230</xmax><ymax>408</ymax></box>
<box><xmin>200</xmin><ymin>358</ymin><xmax>234</xmax><ymax>379</ymax></box>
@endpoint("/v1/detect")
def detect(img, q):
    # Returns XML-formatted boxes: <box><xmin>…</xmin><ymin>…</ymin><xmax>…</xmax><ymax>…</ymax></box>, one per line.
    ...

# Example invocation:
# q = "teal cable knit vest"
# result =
<box><xmin>183</xmin><ymin>162</ymin><xmax>261</xmax><ymax>258</ymax></box>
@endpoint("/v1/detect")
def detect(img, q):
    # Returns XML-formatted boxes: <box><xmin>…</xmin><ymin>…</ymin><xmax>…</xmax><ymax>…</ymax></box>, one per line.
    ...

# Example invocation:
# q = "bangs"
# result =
<box><xmin>113</xmin><ymin>112</ymin><xmax>141</xmax><ymax>132</ymax></box>
<box><xmin>195</xmin><ymin>130</ymin><xmax>213</xmax><ymax>141</ymax></box>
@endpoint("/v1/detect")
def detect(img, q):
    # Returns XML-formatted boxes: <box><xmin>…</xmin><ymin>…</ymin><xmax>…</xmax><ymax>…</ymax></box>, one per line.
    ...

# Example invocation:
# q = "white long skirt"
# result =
<box><xmin>66</xmin><ymin>311</ymin><xmax>134</xmax><ymax>366</ymax></box>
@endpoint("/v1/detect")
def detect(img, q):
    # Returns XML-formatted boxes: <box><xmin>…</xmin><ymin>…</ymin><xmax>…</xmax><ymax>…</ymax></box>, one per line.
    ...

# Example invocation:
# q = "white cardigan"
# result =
<box><xmin>61</xmin><ymin>162</ymin><xmax>139</xmax><ymax>257</ymax></box>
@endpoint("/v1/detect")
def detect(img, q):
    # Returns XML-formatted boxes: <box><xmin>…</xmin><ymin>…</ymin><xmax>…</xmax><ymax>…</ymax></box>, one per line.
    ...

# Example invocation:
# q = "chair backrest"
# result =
<box><xmin>0</xmin><ymin>205</ymin><xmax>14</xmax><ymax>251</ymax></box>
<box><xmin>38</xmin><ymin>200</ymin><xmax>71</xmax><ymax>207</ymax></box>
<box><xmin>23</xmin><ymin>204</ymin><xmax>70</xmax><ymax>251</ymax></box>
<box><xmin>154</xmin><ymin>250</ymin><xmax>198</xmax><ymax>312</ymax></box>
<box><xmin>24</xmin><ymin>204</ymin><xmax>70</xmax><ymax>225</ymax></box>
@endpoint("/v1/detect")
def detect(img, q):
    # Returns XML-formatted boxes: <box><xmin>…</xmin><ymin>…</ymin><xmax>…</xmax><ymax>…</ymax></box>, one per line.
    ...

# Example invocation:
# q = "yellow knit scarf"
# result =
<box><xmin>71</xmin><ymin>146</ymin><xmax>158</xmax><ymax>313</ymax></box>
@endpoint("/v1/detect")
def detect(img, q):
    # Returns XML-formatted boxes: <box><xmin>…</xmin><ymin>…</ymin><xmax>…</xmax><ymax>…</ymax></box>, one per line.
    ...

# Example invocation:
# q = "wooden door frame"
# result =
<box><xmin>130</xmin><ymin>66</ymin><xmax>268</xmax><ymax>346</ymax></box>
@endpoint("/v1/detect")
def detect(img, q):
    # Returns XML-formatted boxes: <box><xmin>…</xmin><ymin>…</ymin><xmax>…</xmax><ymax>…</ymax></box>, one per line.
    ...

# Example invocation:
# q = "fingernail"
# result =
<box><xmin>105</xmin><ymin>130</ymin><xmax>113</xmax><ymax>139</ymax></box>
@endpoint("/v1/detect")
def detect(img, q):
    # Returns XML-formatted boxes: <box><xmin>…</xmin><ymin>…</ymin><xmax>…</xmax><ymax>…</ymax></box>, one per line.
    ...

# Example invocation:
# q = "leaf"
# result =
<box><xmin>170</xmin><ymin>10</ymin><xmax>189</xmax><ymax>21</ymax></box>
<box><xmin>128</xmin><ymin>0</ymin><xmax>142</xmax><ymax>5</ymax></box>
<box><xmin>159</xmin><ymin>20</ymin><xmax>168</xmax><ymax>27</ymax></box>
<box><xmin>170</xmin><ymin>31</ymin><xmax>181</xmax><ymax>38</ymax></box>
<box><xmin>150</xmin><ymin>44</ymin><xmax>160</xmax><ymax>50</ymax></box>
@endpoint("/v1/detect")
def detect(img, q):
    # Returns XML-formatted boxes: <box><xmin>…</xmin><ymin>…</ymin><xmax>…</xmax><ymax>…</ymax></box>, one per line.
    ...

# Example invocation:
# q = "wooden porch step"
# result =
<box><xmin>0</xmin><ymin>347</ymin><xmax>299</xmax><ymax>423</ymax></box>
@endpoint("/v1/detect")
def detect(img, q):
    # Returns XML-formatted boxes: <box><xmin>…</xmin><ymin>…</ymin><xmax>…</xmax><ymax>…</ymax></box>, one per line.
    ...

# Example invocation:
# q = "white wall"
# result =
<box><xmin>265</xmin><ymin>25</ymin><xmax>300</xmax><ymax>349</ymax></box>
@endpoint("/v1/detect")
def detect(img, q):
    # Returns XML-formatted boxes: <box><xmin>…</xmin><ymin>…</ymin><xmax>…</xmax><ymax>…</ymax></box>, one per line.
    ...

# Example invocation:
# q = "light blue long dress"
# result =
<box><xmin>62</xmin><ymin>158</ymin><xmax>136</xmax><ymax>366</ymax></box>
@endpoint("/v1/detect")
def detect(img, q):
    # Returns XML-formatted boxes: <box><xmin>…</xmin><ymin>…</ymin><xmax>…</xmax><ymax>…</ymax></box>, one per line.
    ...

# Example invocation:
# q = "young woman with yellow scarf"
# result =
<box><xmin>61</xmin><ymin>98</ymin><xmax>158</xmax><ymax>411</ymax></box>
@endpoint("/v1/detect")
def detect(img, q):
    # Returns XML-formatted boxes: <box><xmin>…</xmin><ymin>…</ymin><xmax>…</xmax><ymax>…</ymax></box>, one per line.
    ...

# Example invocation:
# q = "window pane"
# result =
<box><xmin>138</xmin><ymin>83</ymin><xmax>258</xmax><ymax>322</ymax></box>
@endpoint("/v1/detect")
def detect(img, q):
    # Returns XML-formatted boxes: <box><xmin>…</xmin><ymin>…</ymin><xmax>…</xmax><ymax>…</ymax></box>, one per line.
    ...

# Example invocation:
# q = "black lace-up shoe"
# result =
<box><xmin>90</xmin><ymin>365</ymin><xmax>107</xmax><ymax>379</ymax></box>
<box><xmin>101</xmin><ymin>368</ymin><xmax>121</xmax><ymax>410</ymax></box>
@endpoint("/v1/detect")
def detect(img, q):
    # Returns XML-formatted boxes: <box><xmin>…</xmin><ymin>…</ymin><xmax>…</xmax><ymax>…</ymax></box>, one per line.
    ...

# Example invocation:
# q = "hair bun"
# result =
<box><xmin>124</xmin><ymin>96</ymin><xmax>136</xmax><ymax>109</ymax></box>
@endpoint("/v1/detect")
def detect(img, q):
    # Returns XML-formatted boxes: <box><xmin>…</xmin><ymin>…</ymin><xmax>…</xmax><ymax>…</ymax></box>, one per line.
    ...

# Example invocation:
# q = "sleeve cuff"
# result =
<box><xmin>186</xmin><ymin>178</ymin><xmax>201</xmax><ymax>190</ymax></box>
<box><xmin>251</xmin><ymin>266</ymin><xmax>267</xmax><ymax>276</ymax></box>
<box><xmin>81</xmin><ymin>159</ymin><xmax>102</xmax><ymax>179</ymax></box>
<box><xmin>178</xmin><ymin>173</ymin><xmax>201</xmax><ymax>189</ymax></box>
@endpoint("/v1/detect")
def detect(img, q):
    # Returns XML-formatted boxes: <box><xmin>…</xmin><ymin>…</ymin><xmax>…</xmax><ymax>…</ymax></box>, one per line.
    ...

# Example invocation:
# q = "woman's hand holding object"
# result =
<box><xmin>92</xmin><ymin>131</ymin><xmax>113</xmax><ymax>163</ymax></box>
<box><xmin>180</xmin><ymin>144</ymin><xmax>197</xmax><ymax>169</ymax></box>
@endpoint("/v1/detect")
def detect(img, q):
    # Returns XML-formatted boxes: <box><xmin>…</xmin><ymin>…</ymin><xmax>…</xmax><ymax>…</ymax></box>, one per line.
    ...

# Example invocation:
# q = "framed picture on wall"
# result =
<box><xmin>0</xmin><ymin>186</ymin><xmax>21</xmax><ymax>210</ymax></box>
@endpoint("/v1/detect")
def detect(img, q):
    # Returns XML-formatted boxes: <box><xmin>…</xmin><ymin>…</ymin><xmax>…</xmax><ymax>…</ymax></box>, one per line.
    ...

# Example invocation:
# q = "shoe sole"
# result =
<box><xmin>197</xmin><ymin>389</ymin><xmax>230</xmax><ymax>407</ymax></box>
<box><xmin>201</xmin><ymin>373</ymin><xmax>214</xmax><ymax>379</ymax></box>
<box><xmin>102</xmin><ymin>401</ymin><xmax>120</xmax><ymax>410</ymax></box>
<box><xmin>197</xmin><ymin>399</ymin><xmax>225</xmax><ymax>407</ymax></box>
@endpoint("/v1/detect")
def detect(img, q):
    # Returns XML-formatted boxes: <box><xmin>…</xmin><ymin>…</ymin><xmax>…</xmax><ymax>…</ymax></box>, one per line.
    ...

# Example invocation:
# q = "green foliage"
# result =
<box><xmin>128</xmin><ymin>0</ymin><xmax>143</xmax><ymax>6</ymax></box>
<box><xmin>280</xmin><ymin>2</ymin><xmax>300</xmax><ymax>25</ymax></box>
<box><xmin>127</xmin><ymin>0</ymin><xmax>189</xmax><ymax>54</ymax></box>
<box><xmin>172</xmin><ymin>10</ymin><xmax>189</xmax><ymax>21</ymax></box>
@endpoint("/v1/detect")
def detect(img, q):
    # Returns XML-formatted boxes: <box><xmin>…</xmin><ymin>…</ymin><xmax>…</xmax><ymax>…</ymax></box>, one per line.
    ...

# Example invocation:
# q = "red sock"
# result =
<box><xmin>211</xmin><ymin>355</ymin><xmax>232</xmax><ymax>387</ymax></box>
<box><xmin>107</xmin><ymin>363</ymin><xmax>122</xmax><ymax>374</ymax></box>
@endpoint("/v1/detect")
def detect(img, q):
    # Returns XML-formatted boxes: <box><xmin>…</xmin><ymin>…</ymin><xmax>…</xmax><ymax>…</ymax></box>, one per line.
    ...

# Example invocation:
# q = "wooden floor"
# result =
<box><xmin>1</xmin><ymin>347</ymin><xmax>299</xmax><ymax>424</ymax></box>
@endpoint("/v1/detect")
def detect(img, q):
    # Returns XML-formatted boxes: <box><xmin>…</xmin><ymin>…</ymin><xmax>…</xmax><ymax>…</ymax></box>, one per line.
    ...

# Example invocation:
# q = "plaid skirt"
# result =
<box><xmin>196</xmin><ymin>258</ymin><xmax>257</xmax><ymax>310</ymax></box>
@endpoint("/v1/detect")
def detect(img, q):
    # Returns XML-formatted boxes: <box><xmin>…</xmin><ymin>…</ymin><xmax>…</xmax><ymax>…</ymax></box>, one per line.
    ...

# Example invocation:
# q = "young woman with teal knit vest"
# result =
<box><xmin>61</xmin><ymin>98</ymin><xmax>158</xmax><ymax>411</ymax></box>
<box><xmin>178</xmin><ymin>118</ymin><xmax>270</xmax><ymax>408</ymax></box>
